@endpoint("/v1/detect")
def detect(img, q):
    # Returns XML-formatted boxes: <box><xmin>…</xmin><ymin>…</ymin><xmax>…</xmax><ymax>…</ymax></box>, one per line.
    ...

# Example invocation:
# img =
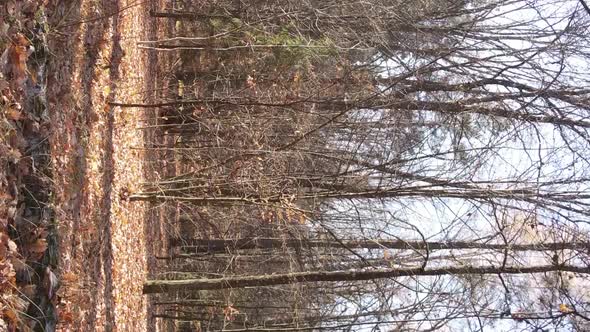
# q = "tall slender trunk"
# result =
<box><xmin>143</xmin><ymin>264</ymin><xmax>590</xmax><ymax>293</ymax></box>
<box><xmin>169</xmin><ymin>237</ymin><xmax>588</xmax><ymax>253</ymax></box>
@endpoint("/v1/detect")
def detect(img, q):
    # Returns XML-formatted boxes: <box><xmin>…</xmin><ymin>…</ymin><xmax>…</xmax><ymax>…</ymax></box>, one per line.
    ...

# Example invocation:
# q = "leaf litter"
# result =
<box><xmin>0</xmin><ymin>0</ymin><xmax>158</xmax><ymax>330</ymax></box>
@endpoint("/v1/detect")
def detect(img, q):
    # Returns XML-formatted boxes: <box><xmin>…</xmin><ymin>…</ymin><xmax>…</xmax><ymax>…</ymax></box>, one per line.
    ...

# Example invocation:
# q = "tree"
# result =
<box><xmin>144</xmin><ymin>265</ymin><xmax>590</xmax><ymax>293</ymax></box>
<box><xmin>135</xmin><ymin>0</ymin><xmax>590</xmax><ymax>330</ymax></box>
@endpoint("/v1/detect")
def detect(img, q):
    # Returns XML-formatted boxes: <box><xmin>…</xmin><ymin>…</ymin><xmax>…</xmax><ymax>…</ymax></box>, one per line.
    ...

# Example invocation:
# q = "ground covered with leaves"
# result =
<box><xmin>1</xmin><ymin>0</ymin><xmax>164</xmax><ymax>330</ymax></box>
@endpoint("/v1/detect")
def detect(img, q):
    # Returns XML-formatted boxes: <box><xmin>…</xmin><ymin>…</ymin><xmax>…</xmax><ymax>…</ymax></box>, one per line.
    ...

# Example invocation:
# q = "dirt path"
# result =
<box><xmin>46</xmin><ymin>1</ymin><xmax>158</xmax><ymax>330</ymax></box>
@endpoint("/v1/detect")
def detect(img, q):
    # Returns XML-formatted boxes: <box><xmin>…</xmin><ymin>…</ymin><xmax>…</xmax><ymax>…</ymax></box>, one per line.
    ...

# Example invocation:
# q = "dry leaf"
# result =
<box><xmin>21</xmin><ymin>284</ymin><xmax>37</xmax><ymax>299</ymax></box>
<box><xmin>0</xmin><ymin>191</ymin><xmax>13</xmax><ymax>201</ymax></box>
<box><xmin>103</xmin><ymin>85</ymin><xmax>111</xmax><ymax>98</ymax></box>
<box><xmin>29</xmin><ymin>238</ymin><xmax>47</xmax><ymax>253</ymax></box>
<box><xmin>0</xmin><ymin>259</ymin><xmax>16</xmax><ymax>289</ymax></box>
<box><xmin>246</xmin><ymin>75</ymin><xmax>256</xmax><ymax>88</ymax></box>
<box><xmin>7</xmin><ymin>148</ymin><xmax>21</xmax><ymax>162</ymax></box>
<box><xmin>0</xmin><ymin>81</ymin><xmax>10</xmax><ymax>100</ymax></box>
<box><xmin>58</xmin><ymin>309</ymin><xmax>74</xmax><ymax>324</ymax></box>
<box><xmin>6</xmin><ymin>108</ymin><xmax>23</xmax><ymax>121</ymax></box>
<box><xmin>4</xmin><ymin>33</ymin><xmax>30</xmax><ymax>89</ymax></box>
<box><xmin>559</xmin><ymin>303</ymin><xmax>574</xmax><ymax>314</ymax></box>
<box><xmin>7</xmin><ymin>239</ymin><xmax>17</xmax><ymax>253</ymax></box>
<box><xmin>223</xmin><ymin>305</ymin><xmax>240</xmax><ymax>321</ymax></box>
<box><xmin>61</xmin><ymin>271</ymin><xmax>78</xmax><ymax>283</ymax></box>
<box><xmin>2</xmin><ymin>308</ymin><xmax>17</xmax><ymax>325</ymax></box>
<box><xmin>10</xmin><ymin>256</ymin><xmax>27</xmax><ymax>269</ymax></box>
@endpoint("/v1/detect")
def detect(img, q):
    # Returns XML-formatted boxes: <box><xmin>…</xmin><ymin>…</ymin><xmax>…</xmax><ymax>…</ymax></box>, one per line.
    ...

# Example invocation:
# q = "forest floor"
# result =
<box><xmin>46</xmin><ymin>1</ymin><xmax>165</xmax><ymax>330</ymax></box>
<box><xmin>1</xmin><ymin>0</ymin><xmax>167</xmax><ymax>331</ymax></box>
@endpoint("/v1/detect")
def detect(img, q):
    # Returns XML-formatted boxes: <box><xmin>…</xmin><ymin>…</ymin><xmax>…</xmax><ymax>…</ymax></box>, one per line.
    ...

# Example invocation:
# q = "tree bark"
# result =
<box><xmin>169</xmin><ymin>237</ymin><xmax>588</xmax><ymax>253</ymax></box>
<box><xmin>110</xmin><ymin>96</ymin><xmax>590</xmax><ymax>129</ymax></box>
<box><xmin>149</xmin><ymin>10</ymin><xmax>231</xmax><ymax>20</ymax></box>
<box><xmin>143</xmin><ymin>264</ymin><xmax>590</xmax><ymax>294</ymax></box>
<box><xmin>129</xmin><ymin>187</ymin><xmax>590</xmax><ymax>205</ymax></box>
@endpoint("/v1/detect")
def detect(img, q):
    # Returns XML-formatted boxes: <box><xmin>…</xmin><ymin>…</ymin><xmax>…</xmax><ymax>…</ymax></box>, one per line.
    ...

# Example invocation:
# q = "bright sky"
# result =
<box><xmin>328</xmin><ymin>0</ymin><xmax>590</xmax><ymax>330</ymax></box>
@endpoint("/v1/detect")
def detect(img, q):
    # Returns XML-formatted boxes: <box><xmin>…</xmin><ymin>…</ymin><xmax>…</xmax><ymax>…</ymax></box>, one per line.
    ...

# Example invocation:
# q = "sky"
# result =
<box><xmin>324</xmin><ymin>0</ymin><xmax>590</xmax><ymax>330</ymax></box>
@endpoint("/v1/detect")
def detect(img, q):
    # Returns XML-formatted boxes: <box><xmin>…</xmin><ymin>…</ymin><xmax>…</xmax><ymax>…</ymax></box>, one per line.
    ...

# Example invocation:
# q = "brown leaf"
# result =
<box><xmin>6</xmin><ymin>107</ymin><xmax>23</xmax><ymax>121</ymax></box>
<box><xmin>559</xmin><ymin>303</ymin><xmax>574</xmax><ymax>314</ymax></box>
<box><xmin>0</xmin><ymin>259</ymin><xmax>16</xmax><ymax>289</ymax></box>
<box><xmin>0</xmin><ymin>79</ymin><xmax>8</xmax><ymax>92</ymax></box>
<box><xmin>223</xmin><ymin>305</ymin><xmax>240</xmax><ymax>321</ymax></box>
<box><xmin>6</xmin><ymin>148</ymin><xmax>21</xmax><ymax>163</ymax></box>
<box><xmin>9</xmin><ymin>257</ymin><xmax>28</xmax><ymax>273</ymax></box>
<box><xmin>4</xmin><ymin>33</ymin><xmax>30</xmax><ymax>89</ymax></box>
<box><xmin>21</xmin><ymin>284</ymin><xmax>36</xmax><ymax>299</ymax></box>
<box><xmin>0</xmin><ymin>191</ymin><xmax>12</xmax><ymax>201</ymax></box>
<box><xmin>61</xmin><ymin>271</ymin><xmax>78</xmax><ymax>283</ymax></box>
<box><xmin>29</xmin><ymin>238</ymin><xmax>47</xmax><ymax>253</ymax></box>
<box><xmin>0</xmin><ymin>237</ymin><xmax>6</xmax><ymax>258</ymax></box>
<box><xmin>0</xmin><ymin>232</ymin><xmax>8</xmax><ymax>244</ymax></box>
<box><xmin>17</xmin><ymin>156</ymin><xmax>31</xmax><ymax>176</ymax></box>
<box><xmin>2</xmin><ymin>308</ymin><xmax>17</xmax><ymax>325</ymax></box>
<box><xmin>58</xmin><ymin>309</ymin><xmax>74</xmax><ymax>324</ymax></box>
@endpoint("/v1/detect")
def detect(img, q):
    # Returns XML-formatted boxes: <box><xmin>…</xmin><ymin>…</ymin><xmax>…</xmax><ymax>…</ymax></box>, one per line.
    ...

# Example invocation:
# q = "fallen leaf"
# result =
<box><xmin>61</xmin><ymin>271</ymin><xmax>78</xmax><ymax>283</ymax></box>
<box><xmin>58</xmin><ymin>309</ymin><xmax>74</xmax><ymax>324</ymax></box>
<box><xmin>7</xmin><ymin>239</ymin><xmax>17</xmax><ymax>253</ymax></box>
<box><xmin>103</xmin><ymin>85</ymin><xmax>111</xmax><ymax>98</ymax></box>
<box><xmin>4</xmin><ymin>33</ymin><xmax>30</xmax><ymax>89</ymax></box>
<box><xmin>223</xmin><ymin>305</ymin><xmax>240</xmax><ymax>321</ymax></box>
<box><xmin>29</xmin><ymin>238</ymin><xmax>47</xmax><ymax>253</ymax></box>
<box><xmin>7</xmin><ymin>148</ymin><xmax>21</xmax><ymax>162</ymax></box>
<box><xmin>0</xmin><ymin>191</ymin><xmax>13</xmax><ymax>201</ymax></box>
<box><xmin>2</xmin><ymin>308</ymin><xmax>17</xmax><ymax>325</ymax></box>
<box><xmin>0</xmin><ymin>240</ymin><xmax>6</xmax><ymax>258</ymax></box>
<box><xmin>21</xmin><ymin>284</ymin><xmax>37</xmax><ymax>299</ymax></box>
<box><xmin>6</xmin><ymin>108</ymin><xmax>23</xmax><ymax>121</ymax></box>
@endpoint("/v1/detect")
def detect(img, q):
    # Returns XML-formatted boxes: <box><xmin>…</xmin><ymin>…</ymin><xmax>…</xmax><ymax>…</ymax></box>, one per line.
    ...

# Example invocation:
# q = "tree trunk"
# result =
<box><xmin>169</xmin><ymin>237</ymin><xmax>588</xmax><ymax>253</ymax></box>
<box><xmin>110</xmin><ymin>96</ymin><xmax>590</xmax><ymax>129</ymax></box>
<box><xmin>149</xmin><ymin>10</ymin><xmax>232</xmax><ymax>20</ymax></box>
<box><xmin>143</xmin><ymin>264</ymin><xmax>590</xmax><ymax>294</ymax></box>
